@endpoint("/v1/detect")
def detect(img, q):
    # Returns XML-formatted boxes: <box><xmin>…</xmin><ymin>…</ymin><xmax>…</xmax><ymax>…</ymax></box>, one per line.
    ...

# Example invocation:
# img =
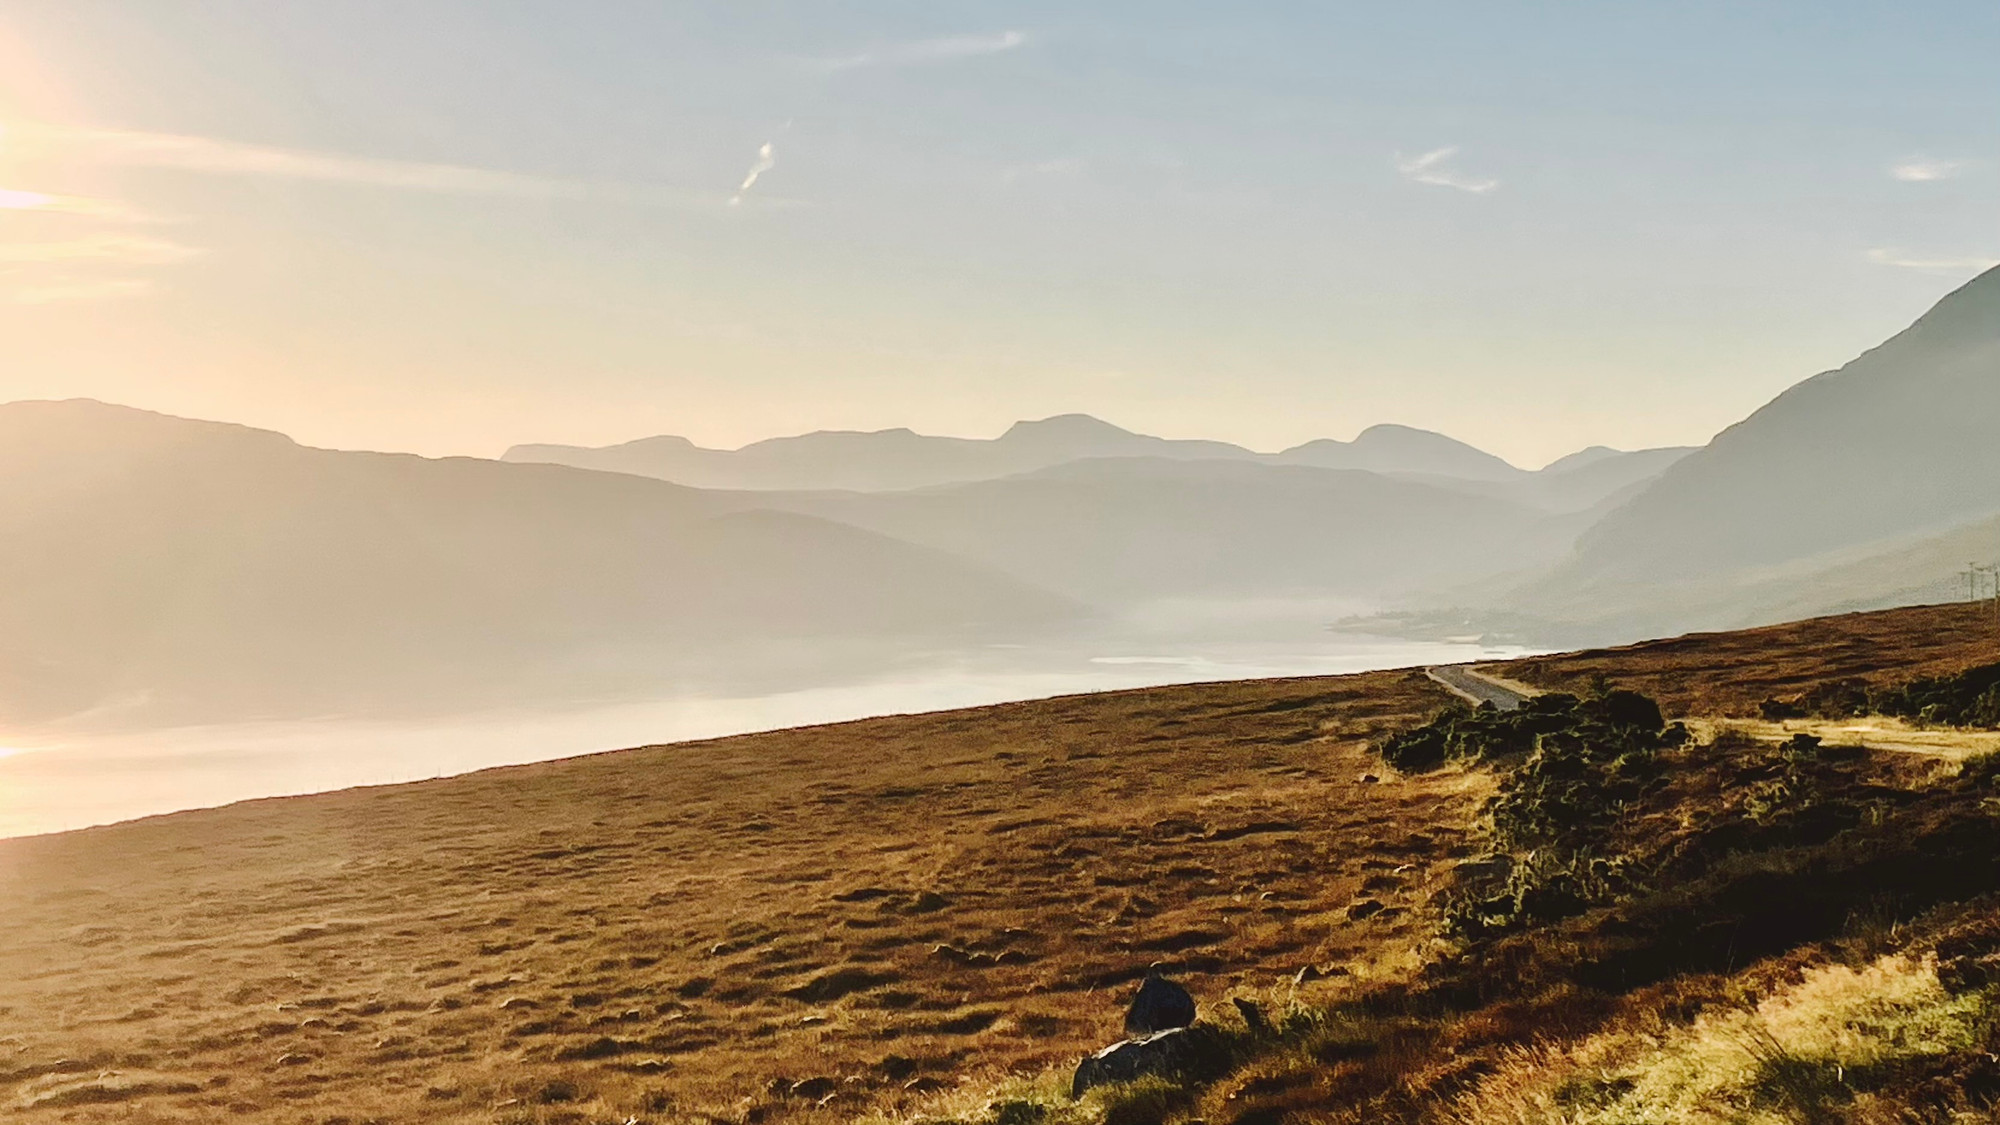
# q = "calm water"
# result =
<box><xmin>0</xmin><ymin>629</ymin><xmax>1527</xmax><ymax>839</ymax></box>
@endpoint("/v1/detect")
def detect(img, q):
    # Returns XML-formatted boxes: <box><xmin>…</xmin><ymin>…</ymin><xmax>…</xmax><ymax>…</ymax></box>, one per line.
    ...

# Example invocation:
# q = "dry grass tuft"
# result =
<box><xmin>1446</xmin><ymin>953</ymin><xmax>1990</xmax><ymax>1124</ymax></box>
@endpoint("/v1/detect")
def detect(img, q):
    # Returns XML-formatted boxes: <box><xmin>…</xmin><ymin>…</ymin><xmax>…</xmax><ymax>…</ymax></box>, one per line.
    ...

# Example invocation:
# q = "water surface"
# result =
<box><xmin>0</xmin><ymin>628</ymin><xmax>1524</xmax><ymax>838</ymax></box>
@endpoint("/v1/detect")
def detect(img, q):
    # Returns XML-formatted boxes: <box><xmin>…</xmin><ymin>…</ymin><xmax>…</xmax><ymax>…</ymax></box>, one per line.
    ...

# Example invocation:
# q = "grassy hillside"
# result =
<box><xmin>0</xmin><ymin>670</ymin><xmax>1474</xmax><ymax>1122</ymax></box>
<box><xmin>5</xmin><ymin>602</ymin><xmax>2000</xmax><ymax>1122</ymax></box>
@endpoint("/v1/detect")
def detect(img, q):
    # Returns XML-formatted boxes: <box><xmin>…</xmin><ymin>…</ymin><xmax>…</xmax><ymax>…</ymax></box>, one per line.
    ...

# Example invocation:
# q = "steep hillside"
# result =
<box><xmin>0</xmin><ymin>401</ymin><xmax>1076</xmax><ymax>727</ymax></box>
<box><xmin>720</xmin><ymin>457</ymin><xmax>1586</xmax><ymax>604</ymax></box>
<box><xmin>1562</xmin><ymin>264</ymin><xmax>2000</xmax><ymax>583</ymax></box>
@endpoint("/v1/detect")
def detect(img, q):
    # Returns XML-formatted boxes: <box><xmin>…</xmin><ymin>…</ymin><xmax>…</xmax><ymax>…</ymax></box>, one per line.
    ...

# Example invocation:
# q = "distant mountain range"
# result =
<box><xmin>708</xmin><ymin>457</ymin><xmax>1590</xmax><ymax>605</ymax></box>
<box><xmin>8</xmin><ymin>265</ymin><xmax>1995</xmax><ymax>725</ymax></box>
<box><xmin>504</xmin><ymin>414</ymin><xmax>1686</xmax><ymax>505</ymax></box>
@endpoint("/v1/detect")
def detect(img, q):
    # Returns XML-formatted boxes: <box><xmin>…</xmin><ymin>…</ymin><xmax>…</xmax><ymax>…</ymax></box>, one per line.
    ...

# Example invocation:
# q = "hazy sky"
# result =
<box><xmin>0</xmin><ymin>2</ymin><xmax>1994</xmax><ymax>467</ymax></box>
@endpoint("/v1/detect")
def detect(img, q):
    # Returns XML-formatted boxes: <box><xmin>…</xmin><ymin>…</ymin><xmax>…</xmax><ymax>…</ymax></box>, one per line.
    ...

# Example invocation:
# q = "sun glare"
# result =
<box><xmin>0</xmin><ymin>186</ymin><xmax>53</xmax><ymax>209</ymax></box>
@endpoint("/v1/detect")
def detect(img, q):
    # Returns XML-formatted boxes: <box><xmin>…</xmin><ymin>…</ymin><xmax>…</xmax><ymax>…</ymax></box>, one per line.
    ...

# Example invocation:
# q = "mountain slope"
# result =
<box><xmin>1561</xmin><ymin>264</ymin><xmax>2000</xmax><ymax>583</ymax></box>
<box><xmin>0</xmin><ymin>401</ymin><xmax>1077</xmax><ymax>727</ymax></box>
<box><xmin>1514</xmin><ymin>444</ymin><xmax>1696</xmax><ymax>511</ymax></box>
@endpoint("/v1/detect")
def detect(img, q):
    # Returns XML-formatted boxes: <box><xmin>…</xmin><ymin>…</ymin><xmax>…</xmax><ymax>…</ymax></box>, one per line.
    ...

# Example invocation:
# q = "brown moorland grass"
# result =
<box><xmin>1495</xmin><ymin>601</ymin><xmax>2000</xmax><ymax>716</ymax></box>
<box><xmin>0</xmin><ymin>669</ymin><xmax>1476</xmax><ymax>1123</ymax></box>
<box><xmin>2</xmin><ymin>601</ymin><xmax>1996</xmax><ymax>1124</ymax></box>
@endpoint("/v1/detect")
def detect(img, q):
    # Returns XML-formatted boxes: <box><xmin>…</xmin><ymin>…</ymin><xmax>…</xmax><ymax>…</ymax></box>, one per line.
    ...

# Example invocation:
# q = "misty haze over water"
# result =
<box><xmin>0</xmin><ymin>610</ymin><xmax>1526</xmax><ymax>838</ymax></box>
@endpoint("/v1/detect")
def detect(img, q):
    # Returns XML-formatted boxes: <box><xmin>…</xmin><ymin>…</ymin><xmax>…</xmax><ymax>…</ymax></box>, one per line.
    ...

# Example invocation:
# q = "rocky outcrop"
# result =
<box><xmin>1070</xmin><ymin>971</ymin><xmax>1223</xmax><ymax>1097</ymax></box>
<box><xmin>1071</xmin><ymin>1027</ymin><xmax>1208</xmax><ymax>1098</ymax></box>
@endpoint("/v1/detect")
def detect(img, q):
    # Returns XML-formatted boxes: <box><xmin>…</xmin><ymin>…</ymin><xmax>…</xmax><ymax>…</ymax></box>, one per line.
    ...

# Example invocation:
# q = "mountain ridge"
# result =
<box><xmin>503</xmin><ymin>412</ymin><xmax>1692</xmax><ymax>499</ymax></box>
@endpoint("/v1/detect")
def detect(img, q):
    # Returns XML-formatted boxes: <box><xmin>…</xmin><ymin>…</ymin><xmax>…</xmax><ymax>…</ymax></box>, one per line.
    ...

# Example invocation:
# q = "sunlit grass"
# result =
<box><xmin>1447</xmin><ymin>954</ymin><xmax>1990</xmax><ymax>1125</ymax></box>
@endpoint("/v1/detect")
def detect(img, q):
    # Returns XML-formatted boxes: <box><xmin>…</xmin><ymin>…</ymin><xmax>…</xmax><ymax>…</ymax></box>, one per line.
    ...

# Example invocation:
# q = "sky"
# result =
<box><xmin>0</xmin><ymin>2</ymin><xmax>1994</xmax><ymax>469</ymax></box>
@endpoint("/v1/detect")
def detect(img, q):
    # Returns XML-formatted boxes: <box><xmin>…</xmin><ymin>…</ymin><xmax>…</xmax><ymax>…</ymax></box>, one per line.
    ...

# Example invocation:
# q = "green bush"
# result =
<box><xmin>1376</xmin><ymin>689</ymin><xmax>1673</xmax><ymax>775</ymax></box>
<box><xmin>1386</xmin><ymin>686</ymin><xmax>1677</xmax><ymax>939</ymax></box>
<box><xmin>1768</xmin><ymin>664</ymin><xmax>2000</xmax><ymax>729</ymax></box>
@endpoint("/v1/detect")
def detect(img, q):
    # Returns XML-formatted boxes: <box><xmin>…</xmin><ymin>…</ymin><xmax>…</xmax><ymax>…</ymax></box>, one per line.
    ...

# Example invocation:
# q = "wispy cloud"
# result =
<box><xmin>0</xmin><ymin>233</ymin><xmax>202</xmax><ymax>266</ymax></box>
<box><xmin>1866</xmin><ymin>247</ymin><xmax>2000</xmax><ymax>273</ymax></box>
<box><xmin>0</xmin><ymin>188</ymin><xmax>51</xmax><ymax>210</ymax></box>
<box><xmin>730</xmin><ymin>142</ymin><xmax>777</xmax><ymax>207</ymax></box>
<box><xmin>0</xmin><ymin>141</ymin><xmax>208</xmax><ymax>302</ymax></box>
<box><xmin>819</xmin><ymin>30</ymin><xmax>1026</xmax><ymax>72</ymax></box>
<box><xmin>1890</xmin><ymin>157</ymin><xmax>1966</xmax><ymax>183</ymax></box>
<box><xmin>1395</xmin><ymin>147</ymin><xmax>1499</xmax><ymax>194</ymax></box>
<box><xmin>0</xmin><ymin>185</ymin><xmax>159</xmax><ymax>221</ymax></box>
<box><xmin>27</xmin><ymin>123</ymin><xmax>606</xmax><ymax>201</ymax></box>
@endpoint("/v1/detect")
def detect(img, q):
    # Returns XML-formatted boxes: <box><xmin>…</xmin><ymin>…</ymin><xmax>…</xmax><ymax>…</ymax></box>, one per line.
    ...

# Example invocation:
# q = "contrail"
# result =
<box><xmin>730</xmin><ymin>142</ymin><xmax>776</xmax><ymax>206</ymax></box>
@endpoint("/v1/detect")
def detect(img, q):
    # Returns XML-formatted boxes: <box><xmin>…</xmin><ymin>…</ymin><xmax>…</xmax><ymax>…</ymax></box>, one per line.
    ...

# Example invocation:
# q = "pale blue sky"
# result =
<box><xmin>0</xmin><ymin>2</ymin><xmax>1994</xmax><ymax>465</ymax></box>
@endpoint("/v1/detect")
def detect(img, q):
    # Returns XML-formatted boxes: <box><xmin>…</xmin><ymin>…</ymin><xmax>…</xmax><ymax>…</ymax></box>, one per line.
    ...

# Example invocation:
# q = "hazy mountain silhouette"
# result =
<box><xmin>1512</xmin><ymin>446</ymin><xmax>1698</xmax><ymax>512</ymax></box>
<box><xmin>1496</xmin><ymin>265</ymin><xmax>2000</xmax><ymax>638</ymax></box>
<box><xmin>1540</xmin><ymin>445</ymin><xmax>1629</xmax><ymax>474</ymax></box>
<box><xmin>715</xmin><ymin>457</ymin><xmax>1588</xmax><ymax>605</ymax></box>
<box><xmin>503</xmin><ymin>414</ymin><xmax>1589</xmax><ymax>492</ymax></box>
<box><xmin>1562</xmin><ymin>265</ymin><xmax>2000</xmax><ymax>583</ymax></box>
<box><xmin>1272</xmin><ymin>423</ymin><xmax>1525</xmax><ymax>481</ymax></box>
<box><xmin>504</xmin><ymin>414</ymin><xmax>1262</xmax><ymax>492</ymax></box>
<box><xmin>0</xmin><ymin>401</ymin><xmax>1077</xmax><ymax>727</ymax></box>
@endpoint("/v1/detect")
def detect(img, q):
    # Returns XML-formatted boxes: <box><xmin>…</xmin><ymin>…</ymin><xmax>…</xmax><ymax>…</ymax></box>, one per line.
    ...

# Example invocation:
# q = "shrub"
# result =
<box><xmin>1414</xmin><ymin>689</ymin><xmax>1674</xmax><ymax>937</ymax></box>
<box><xmin>1375</xmin><ymin>689</ymin><xmax>1673</xmax><ymax>776</ymax></box>
<box><xmin>1775</xmin><ymin>664</ymin><xmax>2000</xmax><ymax>729</ymax></box>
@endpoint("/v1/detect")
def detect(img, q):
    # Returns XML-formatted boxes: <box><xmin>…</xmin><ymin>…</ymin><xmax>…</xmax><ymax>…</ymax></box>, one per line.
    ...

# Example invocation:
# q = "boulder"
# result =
<box><xmin>1124</xmin><ymin>971</ymin><xmax>1196</xmax><ymax>1035</ymax></box>
<box><xmin>1071</xmin><ymin>1027</ymin><xmax>1204</xmax><ymax>1098</ymax></box>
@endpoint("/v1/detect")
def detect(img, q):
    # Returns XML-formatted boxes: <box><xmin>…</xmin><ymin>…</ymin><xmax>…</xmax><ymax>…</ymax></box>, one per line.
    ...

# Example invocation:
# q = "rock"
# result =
<box><xmin>1124</xmin><ymin>970</ymin><xmax>1196</xmax><ymax>1035</ymax></box>
<box><xmin>1070</xmin><ymin>1027</ymin><xmax>1209</xmax><ymax>1098</ymax></box>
